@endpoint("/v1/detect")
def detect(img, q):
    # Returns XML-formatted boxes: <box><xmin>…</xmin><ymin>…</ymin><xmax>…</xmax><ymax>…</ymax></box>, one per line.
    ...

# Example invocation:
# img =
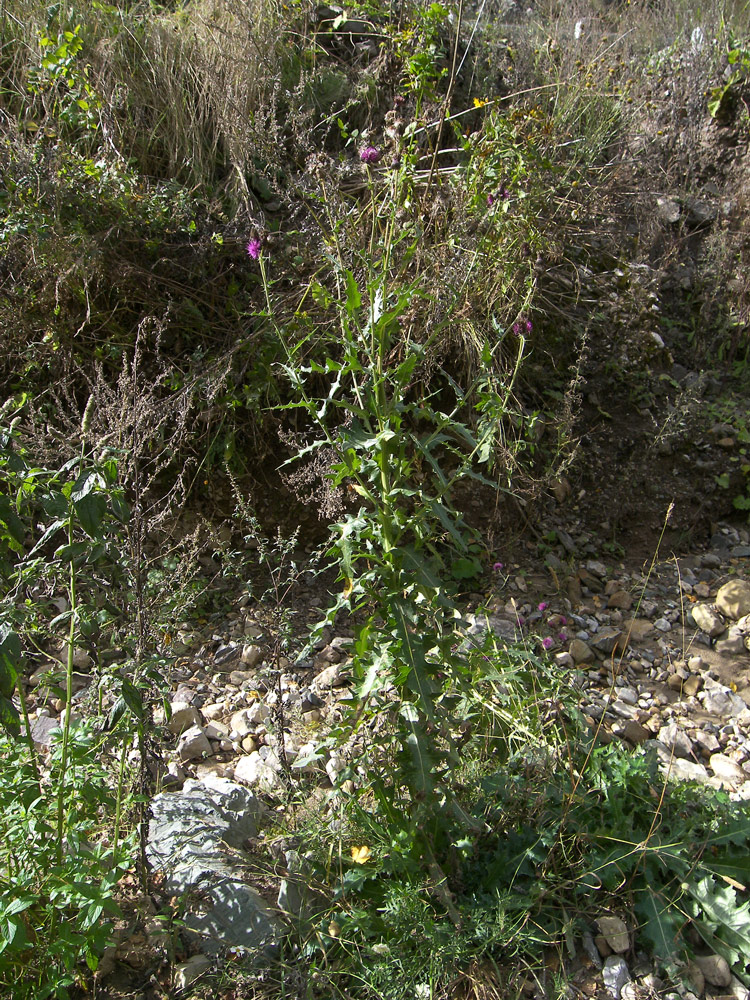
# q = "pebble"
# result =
<box><xmin>178</xmin><ymin>726</ymin><xmax>213</xmax><ymax>762</ymax></box>
<box><xmin>693</xmin><ymin>954</ymin><xmax>732</xmax><ymax>988</ymax></box>
<box><xmin>602</xmin><ymin>955</ymin><xmax>631</xmax><ymax>999</ymax></box>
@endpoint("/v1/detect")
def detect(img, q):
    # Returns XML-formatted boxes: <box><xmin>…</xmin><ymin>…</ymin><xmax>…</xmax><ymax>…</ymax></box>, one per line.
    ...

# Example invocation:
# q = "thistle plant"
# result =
<box><xmin>251</xmin><ymin>136</ymin><xmax>528</xmax><ymax>856</ymax></box>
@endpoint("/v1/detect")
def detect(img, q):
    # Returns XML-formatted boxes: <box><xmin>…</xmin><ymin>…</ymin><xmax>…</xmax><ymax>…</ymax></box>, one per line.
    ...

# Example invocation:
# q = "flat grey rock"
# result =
<box><xmin>147</xmin><ymin>778</ymin><xmax>283</xmax><ymax>955</ymax></box>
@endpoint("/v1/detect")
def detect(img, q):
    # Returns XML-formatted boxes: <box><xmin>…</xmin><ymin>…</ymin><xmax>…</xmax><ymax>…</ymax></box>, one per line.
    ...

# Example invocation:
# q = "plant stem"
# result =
<box><xmin>56</xmin><ymin>520</ymin><xmax>76</xmax><ymax>862</ymax></box>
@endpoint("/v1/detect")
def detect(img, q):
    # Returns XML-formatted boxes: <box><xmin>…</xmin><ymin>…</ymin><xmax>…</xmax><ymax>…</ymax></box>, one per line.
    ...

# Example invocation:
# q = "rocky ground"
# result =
<box><xmin>21</xmin><ymin>504</ymin><xmax>750</xmax><ymax>999</ymax></box>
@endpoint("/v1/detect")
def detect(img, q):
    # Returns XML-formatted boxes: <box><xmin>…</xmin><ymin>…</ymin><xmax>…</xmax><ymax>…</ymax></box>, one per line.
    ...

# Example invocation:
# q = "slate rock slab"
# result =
<box><xmin>147</xmin><ymin>777</ymin><xmax>284</xmax><ymax>955</ymax></box>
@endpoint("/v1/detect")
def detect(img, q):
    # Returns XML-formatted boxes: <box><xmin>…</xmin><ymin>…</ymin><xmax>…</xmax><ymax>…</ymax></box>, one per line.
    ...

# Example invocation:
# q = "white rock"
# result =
<box><xmin>602</xmin><ymin>955</ymin><xmax>631</xmax><ymax>998</ymax></box>
<box><xmin>201</xmin><ymin>702</ymin><xmax>226</xmax><ymax>721</ymax></box>
<box><xmin>168</xmin><ymin>703</ymin><xmax>203</xmax><ymax>736</ymax></box>
<box><xmin>241</xmin><ymin>643</ymin><xmax>263</xmax><ymax>667</ymax></box>
<box><xmin>710</xmin><ymin>753</ymin><xmax>746</xmax><ymax>785</ymax></box>
<box><xmin>664</xmin><ymin>757</ymin><xmax>709</xmax><ymax>783</ymax></box>
<box><xmin>716</xmin><ymin>580</ymin><xmax>750</xmax><ymax>620</ymax></box>
<box><xmin>234</xmin><ymin>752</ymin><xmax>285</xmax><ymax>793</ymax></box>
<box><xmin>597</xmin><ymin>915</ymin><xmax>629</xmax><ymax>953</ymax></box>
<box><xmin>174</xmin><ymin>954</ymin><xmax>212</xmax><ymax>989</ymax></box>
<box><xmin>314</xmin><ymin>663</ymin><xmax>349</xmax><ymax>689</ymax></box>
<box><xmin>694</xmin><ymin>953</ymin><xmax>732</xmax><ymax>988</ymax></box>
<box><xmin>204</xmin><ymin>721</ymin><xmax>230</xmax><ymax>740</ymax></box>
<box><xmin>657</xmin><ymin>722</ymin><xmax>693</xmax><ymax>759</ymax></box>
<box><xmin>690</xmin><ymin>604</ymin><xmax>726</xmax><ymax>637</ymax></box>
<box><xmin>178</xmin><ymin>725</ymin><xmax>213</xmax><ymax>762</ymax></box>
<box><xmin>326</xmin><ymin>754</ymin><xmax>347</xmax><ymax>784</ymax></box>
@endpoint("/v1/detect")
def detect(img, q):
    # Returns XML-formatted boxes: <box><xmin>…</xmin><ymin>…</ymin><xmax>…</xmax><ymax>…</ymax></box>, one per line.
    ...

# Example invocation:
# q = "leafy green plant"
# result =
<box><xmin>709</xmin><ymin>42</ymin><xmax>750</xmax><ymax>120</ymax></box>
<box><xmin>0</xmin><ymin>407</ymin><xmax>141</xmax><ymax>996</ymax></box>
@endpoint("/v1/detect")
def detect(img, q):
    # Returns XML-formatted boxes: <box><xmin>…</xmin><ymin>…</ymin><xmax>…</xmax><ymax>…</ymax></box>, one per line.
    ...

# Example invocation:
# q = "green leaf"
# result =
<box><xmin>0</xmin><ymin>495</ymin><xmax>25</xmax><ymax>547</ymax></box>
<box><xmin>0</xmin><ymin>697</ymin><xmax>20</xmax><ymax>737</ymax></box>
<box><xmin>396</xmin><ymin>704</ymin><xmax>438</xmax><ymax>794</ymax></box>
<box><xmin>392</xmin><ymin>598</ymin><xmax>437</xmax><ymax>721</ymax></box>
<box><xmin>687</xmin><ymin>874</ymin><xmax>750</xmax><ymax>968</ymax></box>
<box><xmin>634</xmin><ymin>889</ymin><xmax>684</xmax><ymax>969</ymax></box>
<box><xmin>344</xmin><ymin>270</ymin><xmax>361</xmax><ymax>315</ymax></box>
<box><xmin>0</xmin><ymin>625</ymin><xmax>21</xmax><ymax>700</ymax></box>
<box><xmin>28</xmin><ymin>517</ymin><xmax>66</xmax><ymax>556</ymax></box>
<box><xmin>74</xmin><ymin>492</ymin><xmax>107</xmax><ymax>537</ymax></box>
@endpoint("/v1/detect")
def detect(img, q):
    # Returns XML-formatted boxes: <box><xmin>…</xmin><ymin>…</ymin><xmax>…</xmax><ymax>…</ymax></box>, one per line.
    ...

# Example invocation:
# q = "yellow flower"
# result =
<box><xmin>473</xmin><ymin>97</ymin><xmax>489</xmax><ymax>108</ymax></box>
<box><xmin>351</xmin><ymin>845</ymin><xmax>372</xmax><ymax>864</ymax></box>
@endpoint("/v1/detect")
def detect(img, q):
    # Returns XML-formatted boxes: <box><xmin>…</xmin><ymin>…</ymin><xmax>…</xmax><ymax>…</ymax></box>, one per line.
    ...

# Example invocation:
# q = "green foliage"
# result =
<box><xmin>0</xmin><ymin>724</ymin><xmax>135</xmax><ymax>998</ymax></box>
<box><xmin>0</xmin><ymin>413</ymin><xmax>142</xmax><ymax>993</ymax></box>
<box><xmin>709</xmin><ymin>42</ymin><xmax>750</xmax><ymax>121</ymax></box>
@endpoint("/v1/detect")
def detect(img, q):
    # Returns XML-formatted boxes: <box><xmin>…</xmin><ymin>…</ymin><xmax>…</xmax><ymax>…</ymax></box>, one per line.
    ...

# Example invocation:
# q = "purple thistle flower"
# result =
<box><xmin>513</xmin><ymin>322</ymin><xmax>521</xmax><ymax>335</ymax></box>
<box><xmin>538</xmin><ymin>601</ymin><xmax>548</xmax><ymax>612</ymax></box>
<box><xmin>247</xmin><ymin>238</ymin><xmax>262</xmax><ymax>260</ymax></box>
<box><xmin>558</xmin><ymin>632</ymin><xmax>567</xmax><ymax>642</ymax></box>
<box><xmin>542</xmin><ymin>637</ymin><xmax>554</xmax><ymax>650</ymax></box>
<box><xmin>360</xmin><ymin>146</ymin><xmax>381</xmax><ymax>164</ymax></box>
<box><xmin>493</xmin><ymin>561</ymin><xmax>504</xmax><ymax>571</ymax></box>
<box><xmin>486</xmin><ymin>193</ymin><xmax>495</xmax><ymax>206</ymax></box>
<box><xmin>525</xmin><ymin>318</ymin><xmax>533</xmax><ymax>333</ymax></box>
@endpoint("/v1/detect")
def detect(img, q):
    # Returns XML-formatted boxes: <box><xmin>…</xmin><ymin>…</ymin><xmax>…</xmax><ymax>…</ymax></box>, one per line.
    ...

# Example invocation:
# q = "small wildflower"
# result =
<box><xmin>473</xmin><ymin>97</ymin><xmax>489</xmax><ymax>108</ymax></box>
<box><xmin>486</xmin><ymin>193</ymin><xmax>495</xmax><ymax>206</ymax></box>
<box><xmin>538</xmin><ymin>601</ymin><xmax>548</xmax><ymax>612</ymax></box>
<box><xmin>542</xmin><ymin>637</ymin><xmax>554</xmax><ymax>650</ymax></box>
<box><xmin>558</xmin><ymin>633</ymin><xmax>567</xmax><ymax>642</ymax></box>
<box><xmin>513</xmin><ymin>322</ymin><xmax>520</xmax><ymax>335</ymax></box>
<box><xmin>493</xmin><ymin>561</ymin><xmax>504</xmax><ymax>571</ymax></box>
<box><xmin>359</xmin><ymin>145</ymin><xmax>381</xmax><ymax>164</ymax></box>
<box><xmin>500</xmin><ymin>186</ymin><xmax>510</xmax><ymax>199</ymax></box>
<box><xmin>246</xmin><ymin>238</ymin><xmax>262</xmax><ymax>260</ymax></box>
<box><xmin>525</xmin><ymin>318</ymin><xmax>533</xmax><ymax>333</ymax></box>
<box><xmin>351</xmin><ymin>845</ymin><xmax>372</xmax><ymax>864</ymax></box>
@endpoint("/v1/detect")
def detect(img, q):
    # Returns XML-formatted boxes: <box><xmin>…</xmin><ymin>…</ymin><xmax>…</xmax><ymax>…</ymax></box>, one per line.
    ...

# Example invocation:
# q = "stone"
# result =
<box><xmin>656</xmin><ymin>196</ymin><xmax>681</xmax><ymax>223</ymax></box>
<box><xmin>313</xmin><ymin>663</ymin><xmax>349</xmax><ymax>689</ymax></box>
<box><xmin>27</xmin><ymin>714</ymin><xmax>60</xmax><ymax>747</ymax></box>
<box><xmin>230</xmin><ymin>702</ymin><xmax>270</xmax><ymax>736</ymax></box>
<box><xmin>602</xmin><ymin>955</ymin><xmax>631</xmax><ymax>999</ymax></box>
<box><xmin>234</xmin><ymin>752</ymin><xmax>285</xmax><ymax>793</ymax></box>
<box><xmin>168</xmin><ymin>703</ymin><xmax>203</xmax><ymax>736</ymax></box>
<box><xmin>716</xmin><ymin>579</ymin><xmax>750</xmax><ymax>620</ymax></box>
<box><xmin>241</xmin><ymin>644</ymin><xmax>263</xmax><ymax>667</ymax></box>
<box><xmin>709</xmin><ymin>753</ymin><xmax>746</xmax><ymax>785</ymax></box>
<box><xmin>214</xmin><ymin>643</ymin><xmax>241</xmax><ymax>668</ymax></box>
<box><xmin>201</xmin><ymin>702</ymin><xmax>226</xmax><ymax>721</ymax></box>
<box><xmin>174</xmin><ymin>954</ymin><xmax>212</xmax><ymax>989</ymax></box>
<box><xmin>617</xmin><ymin>720</ymin><xmax>652</xmax><ymax>745</ymax></box>
<box><xmin>683</xmin><ymin>674</ymin><xmax>702</xmax><ymax>697</ymax></box>
<box><xmin>569</xmin><ymin>639</ymin><xmax>595</xmax><ymax>664</ymax></box>
<box><xmin>623</xmin><ymin>619</ymin><xmax>654</xmax><ymax>641</ymax></box>
<box><xmin>657</xmin><ymin>722</ymin><xmax>693</xmax><ymax>759</ymax></box>
<box><xmin>693</xmin><ymin>954</ymin><xmax>732</xmax><ymax>988</ymax></box>
<box><xmin>690</xmin><ymin>604</ymin><xmax>726</xmax><ymax>637</ymax></box>
<box><xmin>664</xmin><ymin>757</ymin><xmax>709</xmax><ymax>783</ymax></box>
<box><xmin>596</xmin><ymin>915</ymin><xmax>629</xmax><ymax>953</ymax></box>
<box><xmin>590</xmin><ymin>629</ymin><xmax>626</xmax><ymax>655</ymax></box>
<box><xmin>147</xmin><ymin>777</ymin><xmax>281</xmax><ymax>955</ymax></box>
<box><xmin>178</xmin><ymin>725</ymin><xmax>213</xmax><ymax>762</ymax></box>
<box><xmin>607</xmin><ymin>591</ymin><xmax>633</xmax><ymax>611</ymax></box>
<box><xmin>693</xmin><ymin>729</ymin><xmax>721</xmax><ymax>754</ymax></box>
<box><xmin>715</xmin><ymin>628</ymin><xmax>747</xmax><ymax>655</ymax></box>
